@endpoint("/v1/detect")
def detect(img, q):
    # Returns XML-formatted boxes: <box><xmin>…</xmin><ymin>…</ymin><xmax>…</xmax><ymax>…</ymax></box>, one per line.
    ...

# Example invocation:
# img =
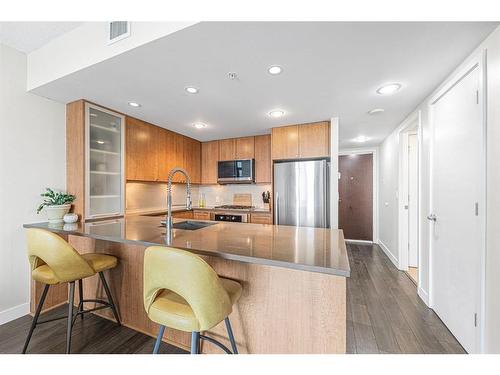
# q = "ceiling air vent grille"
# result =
<box><xmin>107</xmin><ymin>21</ymin><xmax>130</xmax><ymax>44</ymax></box>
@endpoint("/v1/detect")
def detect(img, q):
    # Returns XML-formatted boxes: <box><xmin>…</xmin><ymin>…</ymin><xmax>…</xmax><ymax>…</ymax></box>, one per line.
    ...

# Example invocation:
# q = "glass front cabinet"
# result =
<box><xmin>85</xmin><ymin>103</ymin><xmax>125</xmax><ymax>220</ymax></box>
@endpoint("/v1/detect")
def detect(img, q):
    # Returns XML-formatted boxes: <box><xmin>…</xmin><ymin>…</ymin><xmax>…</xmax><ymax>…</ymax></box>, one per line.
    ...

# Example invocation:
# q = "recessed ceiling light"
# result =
<box><xmin>193</xmin><ymin>123</ymin><xmax>207</xmax><ymax>129</ymax></box>
<box><xmin>90</xmin><ymin>113</ymin><xmax>98</xmax><ymax>117</ymax></box>
<box><xmin>128</xmin><ymin>102</ymin><xmax>141</xmax><ymax>107</ymax></box>
<box><xmin>368</xmin><ymin>108</ymin><xmax>385</xmax><ymax>115</ymax></box>
<box><xmin>268</xmin><ymin>65</ymin><xmax>283</xmax><ymax>75</ymax></box>
<box><xmin>269</xmin><ymin>110</ymin><xmax>285</xmax><ymax>118</ymax></box>
<box><xmin>185</xmin><ymin>87</ymin><xmax>199</xmax><ymax>94</ymax></box>
<box><xmin>376</xmin><ymin>83</ymin><xmax>401</xmax><ymax>95</ymax></box>
<box><xmin>96</xmin><ymin>140</ymin><xmax>105</xmax><ymax>145</ymax></box>
<box><xmin>353</xmin><ymin>136</ymin><xmax>370</xmax><ymax>143</ymax></box>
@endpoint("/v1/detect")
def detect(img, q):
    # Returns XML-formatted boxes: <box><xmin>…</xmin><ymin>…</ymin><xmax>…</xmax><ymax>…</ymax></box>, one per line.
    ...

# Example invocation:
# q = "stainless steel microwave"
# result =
<box><xmin>217</xmin><ymin>159</ymin><xmax>255</xmax><ymax>184</ymax></box>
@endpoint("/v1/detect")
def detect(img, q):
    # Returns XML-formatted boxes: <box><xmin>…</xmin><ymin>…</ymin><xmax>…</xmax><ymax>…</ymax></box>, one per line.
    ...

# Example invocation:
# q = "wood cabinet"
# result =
<box><xmin>299</xmin><ymin>121</ymin><xmax>330</xmax><ymax>158</ymax></box>
<box><xmin>127</xmin><ymin>118</ymin><xmax>201</xmax><ymax>184</ymax></box>
<box><xmin>250</xmin><ymin>212</ymin><xmax>272</xmax><ymax>224</ymax></box>
<box><xmin>172</xmin><ymin>210</ymin><xmax>194</xmax><ymax>219</ymax></box>
<box><xmin>193</xmin><ymin>210</ymin><xmax>211</xmax><ymax>220</ymax></box>
<box><xmin>201</xmin><ymin>141</ymin><xmax>219</xmax><ymax>184</ymax></box>
<box><xmin>126</xmin><ymin>117</ymin><xmax>158</xmax><ymax>181</ymax></box>
<box><xmin>254</xmin><ymin>135</ymin><xmax>271</xmax><ymax>183</ymax></box>
<box><xmin>218</xmin><ymin>138</ymin><xmax>236</xmax><ymax>161</ymax></box>
<box><xmin>219</xmin><ymin>136</ymin><xmax>255</xmax><ymax>160</ymax></box>
<box><xmin>271</xmin><ymin>125</ymin><xmax>299</xmax><ymax>159</ymax></box>
<box><xmin>271</xmin><ymin>121</ymin><xmax>330</xmax><ymax>160</ymax></box>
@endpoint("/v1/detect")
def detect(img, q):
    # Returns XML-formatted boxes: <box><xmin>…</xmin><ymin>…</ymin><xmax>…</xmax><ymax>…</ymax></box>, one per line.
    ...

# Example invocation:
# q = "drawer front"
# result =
<box><xmin>193</xmin><ymin>211</ymin><xmax>211</xmax><ymax>220</ymax></box>
<box><xmin>250</xmin><ymin>213</ymin><xmax>272</xmax><ymax>224</ymax></box>
<box><xmin>173</xmin><ymin>210</ymin><xmax>194</xmax><ymax>219</ymax></box>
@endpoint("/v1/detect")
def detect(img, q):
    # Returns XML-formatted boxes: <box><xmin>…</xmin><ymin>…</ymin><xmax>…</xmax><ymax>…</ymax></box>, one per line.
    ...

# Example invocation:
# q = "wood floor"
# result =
<box><xmin>346</xmin><ymin>243</ymin><xmax>465</xmax><ymax>354</ymax></box>
<box><xmin>0</xmin><ymin>242</ymin><xmax>464</xmax><ymax>354</ymax></box>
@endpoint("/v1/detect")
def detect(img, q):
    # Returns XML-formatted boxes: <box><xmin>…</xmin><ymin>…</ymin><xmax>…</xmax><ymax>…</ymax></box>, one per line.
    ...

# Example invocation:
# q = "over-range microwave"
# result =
<box><xmin>217</xmin><ymin>159</ymin><xmax>255</xmax><ymax>184</ymax></box>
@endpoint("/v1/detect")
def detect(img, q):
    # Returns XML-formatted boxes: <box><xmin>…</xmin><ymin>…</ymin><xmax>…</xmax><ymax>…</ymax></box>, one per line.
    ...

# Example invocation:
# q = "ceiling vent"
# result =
<box><xmin>107</xmin><ymin>22</ymin><xmax>130</xmax><ymax>44</ymax></box>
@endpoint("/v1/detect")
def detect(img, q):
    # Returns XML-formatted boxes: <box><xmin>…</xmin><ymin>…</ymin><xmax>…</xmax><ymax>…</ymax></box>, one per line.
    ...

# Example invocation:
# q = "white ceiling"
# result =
<box><xmin>0</xmin><ymin>22</ymin><xmax>82</xmax><ymax>53</ymax></box>
<box><xmin>30</xmin><ymin>22</ymin><xmax>497</xmax><ymax>147</ymax></box>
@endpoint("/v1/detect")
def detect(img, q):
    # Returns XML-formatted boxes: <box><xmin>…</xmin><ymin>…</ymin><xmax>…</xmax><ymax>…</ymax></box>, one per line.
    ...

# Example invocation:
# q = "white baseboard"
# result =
<box><xmin>418</xmin><ymin>287</ymin><xmax>430</xmax><ymax>307</ymax></box>
<box><xmin>0</xmin><ymin>302</ymin><xmax>30</xmax><ymax>325</ymax></box>
<box><xmin>377</xmin><ymin>239</ymin><xmax>399</xmax><ymax>268</ymax></box>
<box><xmin>345</xmin><ymin>239</ymin><xmax>373</xmax><ymax>245</ymax></box>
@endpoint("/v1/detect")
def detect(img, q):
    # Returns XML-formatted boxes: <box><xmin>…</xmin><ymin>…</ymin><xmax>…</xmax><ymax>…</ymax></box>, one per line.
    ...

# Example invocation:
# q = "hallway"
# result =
<box><xmin>346</xmin><ymin>243</ymin><xmax>465</xmax><ymax>353</ymax></box>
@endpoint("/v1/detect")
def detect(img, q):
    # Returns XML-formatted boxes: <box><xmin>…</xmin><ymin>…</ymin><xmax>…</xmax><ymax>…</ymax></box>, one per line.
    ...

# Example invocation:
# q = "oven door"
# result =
<box><xmin>217</xmin><ymin>159</ymin><xmax>255</xmax><ymax>184</ymax></box>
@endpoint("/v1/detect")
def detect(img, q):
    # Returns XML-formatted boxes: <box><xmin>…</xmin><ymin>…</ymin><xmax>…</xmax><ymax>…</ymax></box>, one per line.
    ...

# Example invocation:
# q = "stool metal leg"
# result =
<box><xmin>66</xmin><ymin>282</ymin><xmax>75</xmax><ymax>354</ymax></box>
<box><xmin>191</xmin><ymin>332</ymin><xmax>200</xmax><ymax>354</ymax></box>
<box><xmin>22</xmin><ymin>284</ymin><xmax>50</xmax><ymax>354</ymax></box>
<box><xmin>99</xmin><ymin>272</ymin><xmax>121</xmax><ymax>325</ymax></box>
<box><xmin>224</xmin><ymin>317</ymin><xmax>238</xmax><ymax>354</ymax></box>
<box><xmin>153</xmin><ymin>325</ymin><xmax>165</xmax><ymax>354</ymax></box>
<box><xmin>78</xmin><ymin>279</ymin><xmax>84</xmax><ymax>321</ymax></box>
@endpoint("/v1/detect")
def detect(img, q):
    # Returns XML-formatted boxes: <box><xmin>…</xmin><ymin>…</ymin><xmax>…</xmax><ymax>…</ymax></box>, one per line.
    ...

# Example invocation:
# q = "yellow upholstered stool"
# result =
<box><xmin>143</xmin><ymin>246</ymin><xmax>242</xmax><ymax>354</ymax></box>
<box><xmin>23</xmin><ymin>228</ymin><xmax>121</xmax><ymax>354</ymax></box>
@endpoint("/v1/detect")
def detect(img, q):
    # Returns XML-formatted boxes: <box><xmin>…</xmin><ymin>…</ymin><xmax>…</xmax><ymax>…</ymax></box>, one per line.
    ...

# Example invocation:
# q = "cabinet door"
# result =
<box><xmin>193</xmin><ymin>210</ymin><xmax>211</xmax><ymax>220</ymax></box>
<box><xmin>299</xmin><ymin>122</ymin><xmax>330</xmax><ymax>158</ymax></box>
<box><xmin>250</xmin><ymin>213</ymin><xmax>272</xmax><ymax>224</ymax></box>
<box><xmin>219</xmin><ymin>138</ymin><xmax>236</xmax><ymax>161</ymax></box>
<box><xmin>271</xmin><ymin>125</ymin><xmax>299</xmax><ymax>160</ymax></box>
<box><xmin>126</xmin><ymin>117</ymin><xmax>158</xmax><ymax>181</ymax></box>
<box><xmin>254</xmin><ymin>135</ymin><xmax>271</xmax><ymax>183</ymax></box>
<box><xmin>173</xmin><ymin>210</ymin><xmax>194</xmax><ymax>219</ymax></box>
<box><xmin>235</xmin><ymin>136</ymin><xmax>255</xmax><ymax>159</ymax></box>
<box><xmin>184</xmin><ymin>137</ymin><xmax>201</xmax><ymax>184</ymax></box>
<box><xmin>157</xmin><ymin>129</ymin><xmax>177</xmax><ymax>182</ymax></box>
<box><xmin>201</xmin><ymin>141</ymin><xmax>219</xmax><ymax>184</ymax></box>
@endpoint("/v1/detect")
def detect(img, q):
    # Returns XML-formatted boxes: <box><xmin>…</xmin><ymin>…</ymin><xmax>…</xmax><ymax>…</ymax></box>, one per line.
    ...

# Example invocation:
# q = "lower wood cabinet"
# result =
<box><xmin>193</xmin><ymin>210</ymin><xmax>211</xmax><ymax>220</ymax></box>
<box><xmin>172</xmin><ymin>210</ymin><xmax>194</xmax><ymax>219</ymax></box>
<box><xmin>250</xmin><ymin>213</ymin><xmax>272</xmax><ymax>224</ymax></box>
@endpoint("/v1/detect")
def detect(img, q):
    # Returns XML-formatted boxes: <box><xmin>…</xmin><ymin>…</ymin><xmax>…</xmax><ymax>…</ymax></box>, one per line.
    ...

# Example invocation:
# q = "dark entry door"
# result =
<box><xmin>339</xmin><ymin>154</ymin><xmax>373</xmax><ymax>241</ymax></box>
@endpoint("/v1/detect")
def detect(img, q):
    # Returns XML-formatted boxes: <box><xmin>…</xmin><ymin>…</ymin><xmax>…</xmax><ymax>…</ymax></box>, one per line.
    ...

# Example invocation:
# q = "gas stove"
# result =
<box><xmin>213</xmin><ymin>205</ymin><xmax>254</xmax><ymax>210</ymax></box>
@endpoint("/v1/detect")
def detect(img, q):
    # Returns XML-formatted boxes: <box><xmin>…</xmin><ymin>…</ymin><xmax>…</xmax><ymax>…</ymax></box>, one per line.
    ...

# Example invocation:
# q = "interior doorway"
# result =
<box><xmin>338</xmin><ymin>152</ymin><xmax>375</xmax><ymax>242</ymax></box>
<box><xmin>398</xmin><ymin>113</ymin><xmax>420</xmax><ymax>287</ymax></box>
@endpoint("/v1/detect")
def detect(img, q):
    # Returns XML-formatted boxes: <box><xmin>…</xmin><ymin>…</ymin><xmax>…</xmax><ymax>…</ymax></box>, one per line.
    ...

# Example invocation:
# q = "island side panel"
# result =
<box><xmin>67</xmin><ymin>235</ymin><xmax>346</xmax><ymax>354</ymax></box>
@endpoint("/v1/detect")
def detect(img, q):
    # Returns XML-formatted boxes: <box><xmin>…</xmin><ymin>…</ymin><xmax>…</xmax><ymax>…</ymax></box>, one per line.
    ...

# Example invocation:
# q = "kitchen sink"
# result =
<box><xmin>160</xmin><ymin>220</ymin><xmax>218</xmax><ymax>230</ymax></box>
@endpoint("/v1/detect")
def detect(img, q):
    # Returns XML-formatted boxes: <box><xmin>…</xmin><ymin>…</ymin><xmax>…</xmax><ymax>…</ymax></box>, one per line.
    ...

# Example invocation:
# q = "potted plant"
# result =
<box><xmin>37</xmin><ymin>188</ymin><xmax>76</xmax><ymax>224</ymax></box>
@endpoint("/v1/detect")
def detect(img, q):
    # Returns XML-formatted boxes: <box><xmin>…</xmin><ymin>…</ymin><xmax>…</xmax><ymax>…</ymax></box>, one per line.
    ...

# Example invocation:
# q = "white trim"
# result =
<box><xmin>428</xmin><ymin>52</ymin><xmax>487</xmax><ymax>354</ymax></box>
<box><xmin>345</xmin><ymin>239</ymin><xmax>373</xmax><ymax>245</ymax></box>
<box><xmin>339</xmin><ymin>147</ymin><xmax>379</xmax><ymax>242</ymax></box>
<box><xmin>330</xmin><ymin>117</ymin><xmax>339</xmax><ymax>229</ymax></box>
<box><xmin>418</xmin><ymin>287</ymin><xmax>430</xmax><ymax>306</ymax></box>
<box><xmin>0</xmin><ymin>303</ymin><xmax>30</xmax><ymax>325</ymax></box>
<box><xmin>377</xmin><ymin>239</ymin><xmax>399</xmax><ymax>268</ymax></box>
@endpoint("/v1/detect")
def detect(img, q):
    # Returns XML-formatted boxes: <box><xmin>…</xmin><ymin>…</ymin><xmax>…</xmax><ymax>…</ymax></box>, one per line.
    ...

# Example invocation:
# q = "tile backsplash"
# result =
<box><xmin>126</xmin><ymin>182</ymin><xmax>271</xmax><ymax>213</ymax></box>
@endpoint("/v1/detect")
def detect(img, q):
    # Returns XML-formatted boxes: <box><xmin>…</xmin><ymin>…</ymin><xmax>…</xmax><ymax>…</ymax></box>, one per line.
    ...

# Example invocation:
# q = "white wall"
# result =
<box><xmin>27</xmin><ymin>22</ymin><xmax>196</xmax><ymax>91</ymax></box>
<box><xmin>0</xmin><ymin>44</ymin><xmax>66</xmax><ymax>324</ymax></box>
<box><xmin>377</xmin><ymin>25</ymin><xmax>500</xmax><ymax>352</ymax></box>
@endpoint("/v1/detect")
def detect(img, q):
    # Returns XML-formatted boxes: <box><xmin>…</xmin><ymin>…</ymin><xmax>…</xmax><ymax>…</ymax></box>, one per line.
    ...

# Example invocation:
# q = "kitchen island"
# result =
<box><xmin>24</xmin><ymin>216</ymin><xmax>350</xmax><ymax>354</ymax></box>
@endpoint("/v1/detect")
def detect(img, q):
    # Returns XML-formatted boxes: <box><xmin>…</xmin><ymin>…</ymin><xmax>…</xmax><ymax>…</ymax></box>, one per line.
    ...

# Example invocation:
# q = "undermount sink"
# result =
<box><xmin>160</xmin><ymin>220</ymin><xmax>218</xmax><ymax>230</ymax></box>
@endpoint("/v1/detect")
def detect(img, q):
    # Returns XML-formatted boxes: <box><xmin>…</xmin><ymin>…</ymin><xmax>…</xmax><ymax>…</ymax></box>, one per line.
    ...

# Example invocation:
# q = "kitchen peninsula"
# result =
<box><xmin>24</xmin><ymin>216</ymin><xmax>350</xmax><ymax>354</ymax></box>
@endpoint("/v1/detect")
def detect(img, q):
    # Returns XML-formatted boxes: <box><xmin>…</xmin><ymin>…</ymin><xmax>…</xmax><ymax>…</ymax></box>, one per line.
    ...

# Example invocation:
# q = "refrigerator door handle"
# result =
<box><xmin>275</xmin><ymin>192</ymin><xmax>279</xmax><ymax>225</ymax></box>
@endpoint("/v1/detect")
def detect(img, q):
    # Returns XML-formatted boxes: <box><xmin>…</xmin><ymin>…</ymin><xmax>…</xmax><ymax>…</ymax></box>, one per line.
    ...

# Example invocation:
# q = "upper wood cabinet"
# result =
<box><xmin>201</xmin><ymin>140</ymin><xmax>219</xmax><ymax>184</ymax></box>
<box><xmin>271</xmin><ymin>125</ymin><xmax>299</xmax><ymax>160</ymax></box>
<box><xmin>271</xmin><ymin>121</ymin><xmax>330</xmax><ymax>160</ymax></box>
<box><xmin>218</xmin><ymin>136</ymin><xmax>255</xmax><ymax>160</ymax></box>
<box><xmin>254</xmin><ymin>135</ymin><xmax>271</xmax><ymax>183</ymax></box>
<box><xmin>127</xmin><ymin>117</ymin><xmax>201</xmax><ymax>183</ymax></box>
<box><xmin>126</xmin><ymin>117</ymin><xmax>159</xmax><ymax>181</ymax></box>
<box><xmin>299</xmin><ymin>121</ymin><xmax>330</xmax><ymax>158</ymax></box>
<box><xmin>183</xmin><ymin>137</ymin><xmax>201</xmax><ymax>184</ymax></box>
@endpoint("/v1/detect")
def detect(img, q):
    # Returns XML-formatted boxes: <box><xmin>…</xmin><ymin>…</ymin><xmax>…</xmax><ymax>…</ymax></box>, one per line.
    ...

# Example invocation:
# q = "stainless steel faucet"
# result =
<box><xmin>165</xmin><ymin>167</ymin><xmax>192</xmax><ymax>245</ymax></box>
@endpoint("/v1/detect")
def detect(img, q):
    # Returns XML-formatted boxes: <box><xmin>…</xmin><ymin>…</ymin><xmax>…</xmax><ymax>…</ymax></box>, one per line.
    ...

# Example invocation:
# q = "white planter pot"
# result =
<box><xmin>45</xmin><ymin>204</ymin><xmax>71</xmax><ymax>224</ymax></box>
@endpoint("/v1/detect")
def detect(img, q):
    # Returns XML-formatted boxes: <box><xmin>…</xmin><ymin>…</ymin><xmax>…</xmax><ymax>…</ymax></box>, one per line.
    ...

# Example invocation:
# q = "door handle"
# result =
<box><xmin>427</xmin><ymin>214</ymin><xmax>437</xmax><ymax>222</ymax></box>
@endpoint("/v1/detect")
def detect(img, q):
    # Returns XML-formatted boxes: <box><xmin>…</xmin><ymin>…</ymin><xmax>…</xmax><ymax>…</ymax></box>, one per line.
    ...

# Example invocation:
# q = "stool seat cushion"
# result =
<box><xmin>148</xmin><ymin>277</ymin><xmax>242</xmax><ymax>332</ymax></box>
<box><xmin>32</xmin><ymin>264</ymin><xmax>60</xmax><ymax>285</ymax></box>
<box><xmin>82</xmin><ymin>253</ymin><xmax>118</xmax><ymax>273</ymax></box>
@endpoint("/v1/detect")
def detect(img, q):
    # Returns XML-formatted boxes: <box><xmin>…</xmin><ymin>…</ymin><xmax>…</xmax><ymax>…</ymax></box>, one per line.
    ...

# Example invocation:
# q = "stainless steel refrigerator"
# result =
<box><xmin>274</xmin><ymin>159</ymin><xmax>330</xmax><ymax>228</ymax></box>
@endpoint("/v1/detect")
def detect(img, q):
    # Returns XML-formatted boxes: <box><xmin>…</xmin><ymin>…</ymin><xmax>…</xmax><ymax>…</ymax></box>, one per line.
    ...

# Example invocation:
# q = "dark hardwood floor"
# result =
<box><xmin>346</xmin><ymin>242</ymin><xmax>465</xmax><ymax>354</ymax></box>
<box><xmin>0</xmin><ymin>242</ymin><xmax>465</xmax><ymax>354</ymax></box>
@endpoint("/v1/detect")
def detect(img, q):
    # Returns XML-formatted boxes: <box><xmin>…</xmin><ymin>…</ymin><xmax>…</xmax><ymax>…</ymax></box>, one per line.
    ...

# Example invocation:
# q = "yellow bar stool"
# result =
<box><xmin>143</xmin><ymin>246</ymin><xmax>242</xmax><ymax>354</ymax></box>
<box><xmin>23</xmin><ymin>228</ymin><xmax>121</xmax><ymax>354</ymax></box>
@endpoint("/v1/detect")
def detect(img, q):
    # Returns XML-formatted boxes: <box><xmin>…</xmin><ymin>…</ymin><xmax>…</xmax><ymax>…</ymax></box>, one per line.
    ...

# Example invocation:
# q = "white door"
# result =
<box><xmin>408</xmin><ymin>133</ymin><xmax>418</xmax><ymax>267</ymax></box>
<box><xmin>430</xmin><ymin>63</ymin><xmax>482</xmax><ymax>353</ymax></box>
